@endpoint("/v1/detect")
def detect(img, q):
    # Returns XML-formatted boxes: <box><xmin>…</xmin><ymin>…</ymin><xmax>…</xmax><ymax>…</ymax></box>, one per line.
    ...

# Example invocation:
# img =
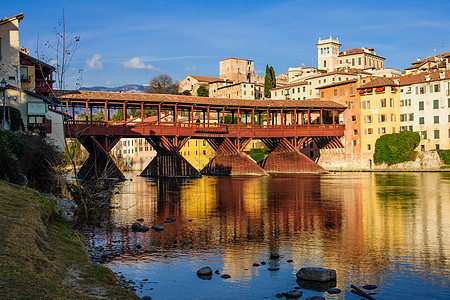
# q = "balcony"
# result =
<box><xmin>35</xmin><ymin>79</ymin><xmax>56</xmax><ymax>95</ymax></box>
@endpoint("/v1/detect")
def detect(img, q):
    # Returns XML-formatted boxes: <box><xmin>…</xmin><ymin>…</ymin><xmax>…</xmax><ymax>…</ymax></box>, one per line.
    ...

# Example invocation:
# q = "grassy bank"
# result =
<box><xmin>0</xmin><ymin>180</ymin><xmax>139</xmax><ymax>299</ymax></box>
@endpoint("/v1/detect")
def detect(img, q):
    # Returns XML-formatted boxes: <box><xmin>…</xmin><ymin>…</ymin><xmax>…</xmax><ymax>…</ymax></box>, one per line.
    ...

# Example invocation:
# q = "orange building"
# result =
<box><xmin>318</xmin><ymin>78</ymin><xmax>363</xmax><ymax>154</ymax></box>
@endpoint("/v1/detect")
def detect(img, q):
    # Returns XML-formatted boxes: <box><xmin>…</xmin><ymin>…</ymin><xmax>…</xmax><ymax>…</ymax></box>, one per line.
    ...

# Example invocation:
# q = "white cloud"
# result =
<box><xmin>185</xmin><ymin>65</ymin><xmax>198</xmax><ymax>71</ymax></box>
<box><xmin>122</xmin><ymin>57</ymin><xmax>160</xmax><ymax>71</ymax></box>
<box><xmin>86</xmin><ymin>54</ymin><xmax>103</xmax><ymax>70</ymax></box>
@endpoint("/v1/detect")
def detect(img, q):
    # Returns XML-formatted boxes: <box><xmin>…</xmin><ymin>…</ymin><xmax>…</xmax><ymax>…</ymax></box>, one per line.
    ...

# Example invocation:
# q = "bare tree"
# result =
<box><xmin>145</xmin><ymin>74</ymin><xmax>178</xmax><ymax>94</ymax></box>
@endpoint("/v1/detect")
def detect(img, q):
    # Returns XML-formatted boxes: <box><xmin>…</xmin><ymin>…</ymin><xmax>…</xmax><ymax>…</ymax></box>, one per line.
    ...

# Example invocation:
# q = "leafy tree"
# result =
<box><xmin>181</xmin><ymin>90</ymin><xmax>191</xmax><ymax>96</ymax></box>
<box><xmin>197</xmin><ymin>86</ymin><xmax>209</xmax><ymax>97</ymax></box>
<box><xmin>145</xmin><ymin>74</ymin><xmax>178</xmax><ymax>94</ymax></box>
<box><xmin>224</xmin><ymin>114</ymin><xmax>238</xmax><ymax>124</ymax></box>
<box><xmin>373</xmin><ymin>131</ymin><xmax>420</xmax><ymax>165</ymax></box>
<box><xmin>264</xmin><ymin>65</ymin><xmax>276</xmax><ymax>98</ymax></box>
<box><xmin>111</xmin><ymin>109</ymin><xmax>125</xmax><ymax>121</ymax></box>
<box><xmin>0</xmin><ymin>106</ymin><xmax>24</xmax><ymax>131</ymax></box>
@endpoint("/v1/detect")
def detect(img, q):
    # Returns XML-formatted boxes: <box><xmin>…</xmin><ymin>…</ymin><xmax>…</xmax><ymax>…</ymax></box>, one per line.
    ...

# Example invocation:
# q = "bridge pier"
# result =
<box><xmin>77</xmin><ymin>135</ymin><xmax>125</xmax><ymax>180</ymax></box>
<box><xmin>260</xmin><ymin>138</ymin><xmax>325</xmax><ymax>173</ymax></box>
<box><xmin>140</xmin><ymin>136</ymin><xmax>201</xmax><ymax>178</ymax></box>
<box><xmin>201</xmin><ymin>138</ymin><xmax>267</xmax><ymax>176</ymax></box>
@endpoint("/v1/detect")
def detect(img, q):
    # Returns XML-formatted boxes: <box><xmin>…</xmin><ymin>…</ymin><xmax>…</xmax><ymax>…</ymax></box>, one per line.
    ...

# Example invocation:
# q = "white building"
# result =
<box><xmin>399</xmin><ymin>70</ymin><xmax>450</xmax><ymax>151</ymax></box>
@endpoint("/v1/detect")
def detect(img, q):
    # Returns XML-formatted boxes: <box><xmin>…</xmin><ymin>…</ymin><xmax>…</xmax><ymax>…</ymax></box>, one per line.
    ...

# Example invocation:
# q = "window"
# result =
<box><xmin>350</xmin><ymin>87</ymin><xmax>355</xmax><ymax>95</ymax></box>
<box><xmin>203</xmin><ymin>140</ymin><xmax>206</xmax><ymax>146</ymax></box>
<box><xmin>367</xmin><ymin>128</ymin><xmax>373</xmax><ymax>134</ymax></box>
<box><xmin>433</xmin><ymin>84</ymin><xmax>440</xmax><ymax>92</ymax></box>
<box><xmin>367</xmin><ymin>144</ymin><xmax>371</xmax><ymax>150</ymax></box>
<box><xmin>364</xmin><ymin>115</ymin><xmax>372</xmax><ymax>123</ymax></box>
<box><xmin>436</xmin><ymin>144</ymin><xmax>440</xmax><ymax>150</ymax></box>
<box><xmin>380</xmin><ymin>99</ymin><xmax>386</xmax><ymax>107</ymax></box>
<box><xmin>352</xmin><ymin>140</ymin><xmax>357</xmax><ymax>146</ymax></box>
<box><xmin>419</xmin><ymin>117</ymin><xmax>425</xmax><ymax>124</ymax></box>
<box><xmin>409</xmin><ymin>113</ymin><xmax>414</xmax><ymax>121</ymax></box>
<box><xmin>390</xmin><ymin>98</ymin><xmax>394</xmax><ymax>107</ymax></box>
<box><xmin>434</xmin><ymin>116</ymin><xmax>439</xmax><ymax>123</ymax></box>
<box><xmin>324</xmin><ymin>60</ymin><xmax>327</xmax><ymax>68</ymax></box>
<box><xmin>433</xmin><ymin>99</ymin><xmax>439</xmax><ymax>109</ymax></box>
<box><xmin>324</xmin><ymin>79</ymin><xmax>326</xmax><ymax>83</ymax></box>
<box><xmin>334</xmin><ymin>89</ymin><xmax>337</xmax><ymax>96</ymax></box>
<box><xmin>419</xmin><ymin>101</ymin><xmax>424</xmax><ymax>110</ymax></box>
<box><xmin>434</xmin><ymin>130</ymin><xmax>440</xmax><ymax>139</ymax></box>
<box><xmin>421</xmin><ymin>145</ymin><xmax>425</xmax><ymax>151</ymax></box>
<box><xmin>340</xmin><ymin>88</ymin><xmax>344</xmax><ymax>96</ymax></box>
<box><xmin>303</xmin><ymin>87</ymin><xmax>306</xmax><ymax>92</ymax></box>
<box><xmin>379</xmin><ymin>114</ymin><xmax>386</xmax><ymax>122</ymax></box>
<box><xmin>352</xmin><ymin>58</ymin><xmax>355</xmax><ymax>66</ymax></box>
<box><xmin>421</xmin><ymin>131</ymin><xmax>427</xmax><ymax>139</ymax></box>
<box><xmin>321</xmin><ymin>92</ymin><xmax>324</xmax><ymax>98</ymax></box>
<box><xmin>352</xmin><ymin>115</ymin><xmax>357</xmax><ymax>122</ymax></box>
<box><xmin>380</xmin><ymin>127</ymin><xmax>386</xmax><ymax>134</ymax></box>
<box><xmin>203</xmin><ymin>150</ymin><xmax>206</xmax><ymax>155</ymax></box>
<box><xmin>20</xmin><ymin>67</ymin><xmax>28</xmax><ymax>81</ymax></box>
<box><xmin>358</xmin><ymin>57</ymin><xmax>361</xmax><ymax>65</ymax></box>
<box><xmin>390</xmin><ymin>114</ymin><xmax>396</xmax><ymax>122</ymax></box>
<box><xmin>353</xmin><ymin>129</ymin><xmax>358</xmax><ymax>135</ymax></box>
<box><xmin>298</xmin><ymin>87</ymin><xmax>300</xmax><ymax>93</ymax></box>
<box><xmin>419</xmin><ymin>86</ymin><xmax>426</xmax><ymax>94</ymax></box>
<box><xmin>367</xmin><ymin>101</ymin><xmax>370</xmax><ymax>109</ymax></box>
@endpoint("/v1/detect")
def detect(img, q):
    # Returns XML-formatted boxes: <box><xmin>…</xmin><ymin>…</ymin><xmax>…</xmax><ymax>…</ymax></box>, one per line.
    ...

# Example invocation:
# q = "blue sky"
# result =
<box><xmin>4</xmin><ymin>0</ymin><xmax>450</xmax><ymax>89</ymax></box>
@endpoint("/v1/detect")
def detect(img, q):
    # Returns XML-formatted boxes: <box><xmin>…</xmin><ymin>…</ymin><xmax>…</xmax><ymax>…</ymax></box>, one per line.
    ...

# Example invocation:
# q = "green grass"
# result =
<box><xmin>0</xmin><ymin>180</ymin><xmax>140</xmax><ymax>299</ymax></box>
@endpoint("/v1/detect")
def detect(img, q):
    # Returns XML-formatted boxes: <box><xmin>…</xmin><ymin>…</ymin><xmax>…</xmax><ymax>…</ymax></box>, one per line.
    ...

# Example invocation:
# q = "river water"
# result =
<box><xmin>85</xmin><ymin>172</ymin><xmax>450</xmax><ymax>299</ymax></box>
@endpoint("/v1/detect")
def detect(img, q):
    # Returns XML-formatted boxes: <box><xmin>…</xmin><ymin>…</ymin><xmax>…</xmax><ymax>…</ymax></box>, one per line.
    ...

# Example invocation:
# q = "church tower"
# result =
<box><xmin>316</xmin><ymin>36</ymin><xmax>341</xmax><ymax>72</ymax></box>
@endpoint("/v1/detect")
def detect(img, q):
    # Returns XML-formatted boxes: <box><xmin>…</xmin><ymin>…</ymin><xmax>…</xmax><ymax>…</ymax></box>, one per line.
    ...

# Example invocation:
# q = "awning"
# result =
<box><xmin>359</xmin><ymin>89</ymin><xmax>365</xmax><ymax>94</ymax></box>
<box><xmin>375</xmin><ymin>87</ymin><xmax>385</xmax><ymax>92</ymax></box>
<box><xmin>365</xmin><ymin>88</ymin><xmax>372</xmax><ymax>93</ymax></box>
<box><xmin>391</xmin><ymin>87</ymin><xmax>397</xmax><ymax>91</ymax></box>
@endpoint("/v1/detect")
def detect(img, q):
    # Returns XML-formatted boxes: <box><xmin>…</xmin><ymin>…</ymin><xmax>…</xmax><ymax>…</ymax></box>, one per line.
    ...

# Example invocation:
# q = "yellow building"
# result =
<box><xmin>180</xmin><ymin>139</ymin><xmax>215</xmax><ymax>171</ymax></box>
<box><xmin>358</xmin><ymin>77</ymin><xmax>400</xmax><ymax>167</ymax></box>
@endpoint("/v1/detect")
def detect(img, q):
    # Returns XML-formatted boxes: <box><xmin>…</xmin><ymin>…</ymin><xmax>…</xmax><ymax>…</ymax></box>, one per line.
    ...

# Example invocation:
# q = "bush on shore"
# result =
<box><xmin>373</xmin><ymin>131</ymin><xmax>420</xmax><ymax>165</ymax></box>
<box><xmin>436</xmin><ymin>149</ymin><xmax>450</xmax><ymax>165</ymax></box>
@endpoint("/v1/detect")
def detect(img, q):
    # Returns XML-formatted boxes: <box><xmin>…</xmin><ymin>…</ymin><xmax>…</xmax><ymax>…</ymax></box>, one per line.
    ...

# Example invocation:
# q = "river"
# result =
<box><xmin>84</xmin><ymin>172</ymin><xmax>450</xmax><ymax>299</ymax></box>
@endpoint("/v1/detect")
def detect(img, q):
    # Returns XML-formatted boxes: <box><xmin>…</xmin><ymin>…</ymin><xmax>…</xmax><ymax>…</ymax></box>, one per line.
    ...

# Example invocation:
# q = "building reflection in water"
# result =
<box><xmin>90</xmin><ymin>172</ymin><xmax>449</xmax><ymax>290</ymax></box>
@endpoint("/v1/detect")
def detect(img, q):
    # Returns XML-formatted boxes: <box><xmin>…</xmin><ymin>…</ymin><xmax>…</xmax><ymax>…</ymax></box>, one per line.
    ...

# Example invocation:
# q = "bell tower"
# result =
<box><xmin>316</xmin><ymin>36</ymin><xmax>341</xmax><ymax>72</ymax></box>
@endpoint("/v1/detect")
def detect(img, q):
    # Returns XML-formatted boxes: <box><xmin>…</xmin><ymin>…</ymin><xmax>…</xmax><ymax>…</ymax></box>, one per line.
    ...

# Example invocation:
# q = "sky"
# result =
<box><xmin>4</xmin><ymin>0</ymin><xmax>450</xmax><ymax>89</ymax></box>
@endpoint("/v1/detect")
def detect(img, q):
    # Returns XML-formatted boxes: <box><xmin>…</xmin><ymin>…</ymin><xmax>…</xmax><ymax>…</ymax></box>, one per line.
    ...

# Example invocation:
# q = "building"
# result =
<box><xmin>219</xmin><ymin>57</ymin><xmax>255</xmax><ymax>83</ymax></box>
<box><xmin>358</xmin><ymin>77</ymin><xmax>400</xmax><ymax>167</ymax></box>
<box><xmin>1</xmin><ymin>13</ymin><xmax>63</xmax><ymax>150</ymax></box>
<box><xmin>399</xmin><ymin>70</ymin><xmax>450</xmax><ymax>151</ymax></box>
<box><xmin>215</xmin><ymin>82</ymin><xmax>264</xmax><ymax>100</ymax></box>
<box><xmin>316</xmin><ymin>36</ymin><xmax>385</xmax><ymax>72</ymax></box>
<box><xmin>318</xmin><ymin>78</ymin><xmax>363</xmax><ymax>155</ymax></box>
<box><xmin>404</xmin><ymin>52</ymin><xmax>450</xmax><ymax>75</ymax></box>
<box><xmin>178</xmin><ymin>75</ymin><xmax>221</xmax><ymax>96</ymax></box>
<box><xmin>288</xmin><ymin>66</ymin><xmax>320</xmax><ymax>84</ymax></box>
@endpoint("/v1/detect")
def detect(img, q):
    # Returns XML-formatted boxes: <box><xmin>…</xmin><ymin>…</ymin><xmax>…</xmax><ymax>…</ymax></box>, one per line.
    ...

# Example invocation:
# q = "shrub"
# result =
<box><xmin>250</xmin><ymin>148</ymin><xmax>268</xmax><ymax>163</ymax></box>
<box><xmin>373</xmin><ymin>131</ymin><xmax>420</xmax><ymax>165</ymax></box>
<box><xmin>437</xmin><ymin>149</ymin><xmax>450</xmax><ymax>165</ymax></box>
<box><xmin>0</xmin><ymin>106</ymin><xmax>25</xmax><ymax>131</ymax></box>
<box><xmin>0</xmin><ymin>131</ymin><xmax>26</xmax><ymax>183</ymax></box>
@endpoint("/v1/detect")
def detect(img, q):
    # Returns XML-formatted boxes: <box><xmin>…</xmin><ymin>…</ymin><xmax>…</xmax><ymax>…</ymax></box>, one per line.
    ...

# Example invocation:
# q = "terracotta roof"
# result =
<box><xmin>61</xmin><ymin>90</ymin><xmax>347</xmax><ymax>109</ymax></box>
<box><xmin>0</xmin><ymin>13</ymin><xmax>24</xmax><ymax>25</ymax></box>
<box><xmin>20</xmin><ymin>51</ymin><xmax>55</xmax><ymax>71</ymax></box>
<box><xmin>307</xmin><ymin>69</ymin><xmax>368</xmax><ymax>80</ymax></box>
<box><xmin>338</xmin><ymin>48</ymin><xmax>385</xmax><ymax>59</ymax></box>
<box><xmin>270</xmin><ymin>81</ymin><xmax>308</xmax><ymax>91</ymax></box>
<box><xmin>317</xmin><ymin>78</ymin><xmax>358</xmax><ymax>89</ymax></box>
<box><xmin>189</xmin><ymin>75</ymin><xmax>221</xmax><ymax>82</ymax></box>
<box><xmin>398</xmin><ymin>70</ymin><xmax>450</xmax><ymax>86</ymax></box>
<box><xmin>219</xmin><ymin>57</ymin><xmax>254</xmax><ymax>62</ymax></box>
<box><xmin>357</xmin><ymin>77</ymin><xmax>397</xmax><ymax>89</ymax></box>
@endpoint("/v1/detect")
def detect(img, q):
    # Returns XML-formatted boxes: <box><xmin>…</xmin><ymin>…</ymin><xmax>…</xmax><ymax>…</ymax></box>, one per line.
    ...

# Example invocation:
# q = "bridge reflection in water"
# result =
<box><xmin>85</xmin><ymin>173</ymin><xmax>450</xmax><ymax>299</ymax></box>
<box><xmin>61</xmin><ymin>91</ymin><xmax>346</xmax><ymax>179</ymax></box>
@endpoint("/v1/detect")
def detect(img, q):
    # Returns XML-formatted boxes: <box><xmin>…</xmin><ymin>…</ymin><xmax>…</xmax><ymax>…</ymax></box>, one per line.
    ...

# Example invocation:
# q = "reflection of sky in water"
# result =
<box><xmin>85</xmin><ymin>173</ymin><xmax>450</xmax><ymax>299</ymax></box>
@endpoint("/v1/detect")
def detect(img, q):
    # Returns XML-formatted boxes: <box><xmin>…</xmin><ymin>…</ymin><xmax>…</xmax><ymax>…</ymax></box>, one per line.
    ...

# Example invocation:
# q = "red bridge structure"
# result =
<box><xmin>61</xmin><ymin>91</ymin><xmax>347</xmax><ymax>180</ymax></box>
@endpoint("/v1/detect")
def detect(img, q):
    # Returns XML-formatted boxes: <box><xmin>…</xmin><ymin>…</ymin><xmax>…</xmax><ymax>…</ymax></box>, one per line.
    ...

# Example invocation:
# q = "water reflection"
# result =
<box><xmin>86</xmin><ymin>173</ymin><xmax>450</xmax><ymax>299</ymax></box>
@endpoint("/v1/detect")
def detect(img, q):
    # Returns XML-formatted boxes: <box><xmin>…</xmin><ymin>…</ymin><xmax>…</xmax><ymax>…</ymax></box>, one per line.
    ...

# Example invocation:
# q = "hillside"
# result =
<box><xmin>80</xmin><ymin>84</ymin><xmax>146</xmax><ymax>93</ymax></box>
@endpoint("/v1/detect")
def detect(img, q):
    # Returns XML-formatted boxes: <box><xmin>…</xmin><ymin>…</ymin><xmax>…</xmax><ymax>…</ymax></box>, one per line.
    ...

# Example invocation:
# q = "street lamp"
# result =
<box><xmin>1</xmin><ymin>78</ymin><xmax>10</xmax><ymax>131</ymax></box>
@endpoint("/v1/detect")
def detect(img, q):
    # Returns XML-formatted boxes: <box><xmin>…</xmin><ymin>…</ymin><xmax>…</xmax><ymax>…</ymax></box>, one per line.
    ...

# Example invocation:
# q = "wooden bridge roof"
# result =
<box><xmin>62</xmin><ymin>90</ymin><xmax>347</xmax><ymax>110</ymax></box>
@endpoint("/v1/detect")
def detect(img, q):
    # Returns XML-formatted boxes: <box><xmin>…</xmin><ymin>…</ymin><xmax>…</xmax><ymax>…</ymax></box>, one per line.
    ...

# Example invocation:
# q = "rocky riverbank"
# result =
<box><xmin>0</xmin><ymin>180</ymin><xmax>139</xmax><ymax>299</ymax></box>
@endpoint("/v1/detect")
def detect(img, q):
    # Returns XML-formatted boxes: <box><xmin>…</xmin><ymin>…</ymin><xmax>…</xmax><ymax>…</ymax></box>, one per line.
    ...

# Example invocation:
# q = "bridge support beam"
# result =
<box><xmin>201</xmin><ymin>138</ymin><xmax>267</xmax><ymax>176</ymax></box>
<box><xmin>77</xmin><ymin>135</ymin><xmax>125</xmax><ymax>180</ymax></box>
<box><xmin>140</xmin><ymin>137</ymin><xmax>201</xmax><ymax>178</ymax></box>
<box><xmin>261</xmin><ymin>138</ymin><xmax>325</xmax><ymax>173</ymax></box>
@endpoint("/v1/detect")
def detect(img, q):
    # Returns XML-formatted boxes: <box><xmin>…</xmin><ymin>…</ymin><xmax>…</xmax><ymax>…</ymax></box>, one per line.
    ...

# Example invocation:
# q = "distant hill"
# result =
<box><xmin>80</xmin><ymin>84</ymin><xmax>146</xmax><ymax>93</ymax></box>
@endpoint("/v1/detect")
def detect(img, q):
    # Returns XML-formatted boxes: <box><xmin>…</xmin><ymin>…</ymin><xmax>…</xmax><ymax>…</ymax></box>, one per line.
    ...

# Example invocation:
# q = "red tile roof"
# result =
<box><xmin>61</xmin><ymin>90</ymin><xmax>347</xmax><ymax>109</ymax></box>
<box><xmin>189</xmin><ymin>75</ymin><xmax>222</xmax><ymax>82</ymax></box>
<box><xmin>357</xmin><ymin>77</ymin><xmax>397</xmax><ymax>89</ymax></box>
<box><xmin>317</xmin><ymin>78</ymin><xmax>358</xmax><ymax>89</ymax></box>
<box><xmin>398</xmin><ymin>70</ymin><xmax>450</xmax><ymax>86</ymax></box>
<box><xmin>338</xmin><ymin>48</ymin><xmax>385</xmax><ymax>59</ymax></box>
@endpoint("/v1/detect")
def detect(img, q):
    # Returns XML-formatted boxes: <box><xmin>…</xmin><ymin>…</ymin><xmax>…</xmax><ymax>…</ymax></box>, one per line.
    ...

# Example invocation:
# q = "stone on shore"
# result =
<box><xmin>296</xmin><ymin>267</ymin><xmax>336</xmax><ymax>282</ymax></box>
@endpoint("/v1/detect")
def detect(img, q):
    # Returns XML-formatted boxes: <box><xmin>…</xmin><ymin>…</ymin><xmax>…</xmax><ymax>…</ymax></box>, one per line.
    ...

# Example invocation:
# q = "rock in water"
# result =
<box><xmin>267</xmin><ymin>267</ymin><xmax>280</xmax><ymax>271</ymax></box>
<box><xmin>215</xmin><ymin>270</ymin><xmax>220</xmax><ymax>274</ymax></box>
<box><xmin>131</xmin><ymin>223</ymin><xmax>149</xmax><ymax>232</ymax></box>
<box><xmin>296</xmin><ymin>267</ymin><xmax>337</xmax><ymax>282</ymax></box>
<box><xmin>305</xmin><ymin>297</ymin><xmax>325</xmax><ymax>300</ymax></box>
<box><xmin>151</xmin><ymin>225</ymin><xmax>164</xmax><ymax>231</ymax></box>
<box><xmin>221</xmin><ymin>274</ymin><xmax>231</xmax><ymax>279</ymax></box>
<box><xmin>283</xmin><ymin>290</ymin><xmax>303</xmax><ymax>299</ymax></box>
<box><xmin>362</xmin><ymin>284</ymin><xmax>377</xmax><ymax>290</ymax></box>
<box><xmin>197</xmin><ymin>267</ymin><xmax>213</xmax><ymax>276</ymax></box>
<box><xmin>327</xmin><ymin>288</ymin><xmax>341</xmax><ymax>294</ymax></box>
<box><xmin>253</xmin><ymin>263</ymin><xmax>260</xmax><ymax>267</ymax></box>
